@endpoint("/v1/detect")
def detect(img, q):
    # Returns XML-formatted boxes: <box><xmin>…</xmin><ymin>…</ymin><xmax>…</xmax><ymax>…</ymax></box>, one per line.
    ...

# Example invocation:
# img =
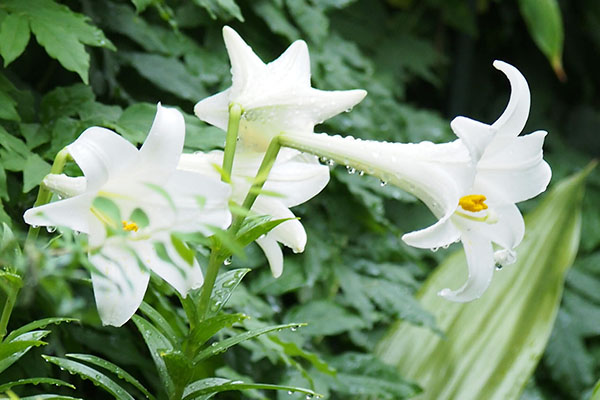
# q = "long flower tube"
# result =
<box><xmin>279</xmin><ymin>61</ymin><xmax>551</xmax><ymax>302</ymax></box>
<box><xmin>23</xmin><ymin>104</ymin><xmax>231</xmax><ymax>326</ymax></box>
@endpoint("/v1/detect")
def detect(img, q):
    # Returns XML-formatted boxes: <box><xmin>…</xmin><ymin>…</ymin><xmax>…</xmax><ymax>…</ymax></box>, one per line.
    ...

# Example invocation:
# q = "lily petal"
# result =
<box><xmin>256</xmin><ymin>235</ymin><xmax>284</xmax><ymax>278</ymax></box>
<box><xmin>476</xmin><ymin>130</ymin><xmax>551</xmax><ymax>204</ymax></box>
<box><xmin>141</xmin><ymin>239</ymin><xmax>203</xmax><ymax>296</ymax></box>
<box><xmin>23</xmin><ymin>193</ymin><xmax>94</xmax><ymax>233</ymax></box>
<box><xmin>252</xmin><ymin>196</ymin><xmax>307</xmax><ymax>253</ymax></box>
<box><xmin>454</xmin><ymin>203</ymin><xmax>525</xmax><ymax>251</ymax></box>
<box><xmin>491</xmin><ymin>60</ymin><xmax>530</xmax><ymax>137</ymax></box>
<box><xmin>438</xmin><ymin>231</ymin><xmax>495</xmax><ymax>302</ymax></box>
<box><xmin>223</xmin><ymin>26</ymin><xmax>266</xmax><ymax>96</ymax></box>
<box><xmin>90</xmin><ymin>242</ymin><xmax>150</xmax><ymax>327</ymax></box>
<box><xmin>402</xmin><ymin>215</ymin><xmax>461</xmax><ymax>250</ymax></box>
<box><xmin>68</xmin><ymin>127</ymin><xmax>138</xmax><ymax>191</ymax></box>
<box><xmin>194</xmin><ymin>90</ymin><xmax>231</xmax><ymax>133</ymax></box>
<box><xmin>450</xmin><ymin>116</ymin><xmax>495</xmax><ymax>163</ymax></box>
<box><xmin>137</xmin><ymin>104</ymin><xmax>186</xmax><ymax>181</ymax></box>
<box><xmin>268</xmin><ymin>40</ymin><xmax>311</xmax><ymax>86</ymax></box>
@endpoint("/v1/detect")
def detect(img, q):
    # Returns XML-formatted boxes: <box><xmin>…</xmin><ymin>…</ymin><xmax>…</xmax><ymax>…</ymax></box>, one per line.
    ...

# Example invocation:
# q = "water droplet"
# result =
<box><xmin>224</xmin><ymin>257</ymin><xmax>232</xmax><ymax>265</ymax></box>
<box><xmin>431</xmin><ymin>247</ymin><xmax>439</xmax><ymax>252</ymax></box>
<box><xmin>326</xmin><ymin>159</ymin><xmax>335</xmax><ymax>166</ymax></box>
<box><xmin>288</xmin><ymin>391</ymin><xmax>293</xmax><ymax>395</ymax></box>
<box><xmin>46</xmin><ymin>226</ymin><xmax>57</xmax><ymax>233</ymax></box>
<box><xmin>32</xmin><ymin>225</ymin><xmax>39</xmax><ymax>229</ymax></box>
<box><xmin>380</xmin><ymin>180</ymin><xmax>387</xmax><ymax>187</ymax></box>
<box><xmin>346</xmin><ymin>166</ymin><xmax>356</xmax><ymax>174</ymax></box>
<box><xmin>495</xmin><ymin>263</ymin><xmax>503</xmax><ymax>270</ymax></box>
<box><xmin>358</xmin><ymin>170</ymin><xmax>365</xmax><ymax>176</ymax></box>
<box><xmin>306</xmin><ymin>395</ymin><xmax>313</xmax><ymax>400</ymax></box>
<box><xmin>290</xmin><ymin>326</ymin><xmax>298</xmax><ymax>332</ymax></box>
<box><xmin>319</xmin><ymin>156</ymin><xmax>328</xmax><ymax>163</ymax></box>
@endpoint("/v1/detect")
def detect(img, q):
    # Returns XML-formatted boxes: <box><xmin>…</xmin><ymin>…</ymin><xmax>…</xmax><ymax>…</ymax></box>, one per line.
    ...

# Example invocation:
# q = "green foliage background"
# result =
<box><xmin>0</xmin><ymin>0</ymin><xmax>598</xmax><ymax>399</ymax></box>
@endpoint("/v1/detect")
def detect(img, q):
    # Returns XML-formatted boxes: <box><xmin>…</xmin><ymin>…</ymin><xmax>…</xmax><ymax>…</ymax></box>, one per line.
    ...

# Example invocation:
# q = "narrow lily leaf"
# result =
<box><xmin>375</xmin><ymin>166</ymin><xmax>592</xmax><ymax>400</ymax></box>
<box><xmin>6</xmin><ymin>317</ymin><xmax>77</xmax><ymax>342</ymax></box>
<box><xmin>182</xmin><ymin>378</ymin><xmax>319</xmax><ymax>400</ymax></box>
<box><xmin>66</xmin><ymin>353</ymin><xmax>155</xmax><ymax>400</ymax></box>
<box><xmin>193</xmin><ymin>323</ymin><xmax>306</xmax><ymax>364</ymax></box>
<box><xmin>205</xmin><ymin>268</ymin><xmax>250</xmax><ymax>317</ymax></box>
<box><xmin>236</xmin><ymin>217</ymin><xmax>294</xmax><ymax>247</ymax></box>
<box><xmin>160</xmin><ymin>350</ymin><xmax>193</xmax><ymax>394</ymax></box>
<box><xmin>187</xmin><ymin>313</ymin><xmax>248</xmax><ymax>350</ymax></box>
<box><xmin>139</xmin><ymin>302</ymin><xmax>179</xmax><ymax>345</ymax></box>
<box><xmin>42</xmin><ymin>355</ymin><xmax>134</xmax><ymax>400</ymax></box>
<box><xmin>0</xmin><ymin>330</ymin><xmax>49</xmax><ymax>374</ymax></box>
<box><xmin>132</xmin><ymin>315</ymin><xmax>174</xmax><ymax>397</ymax></box>
<box><xmin>0</xmin><ymin>377</ymin><xmax>75</xmax><ymax>392</ymax></box>
<box><xmin>518</xmin><ymin>0</ymin><xmax>565</xmax><ymax>80</ymax></box>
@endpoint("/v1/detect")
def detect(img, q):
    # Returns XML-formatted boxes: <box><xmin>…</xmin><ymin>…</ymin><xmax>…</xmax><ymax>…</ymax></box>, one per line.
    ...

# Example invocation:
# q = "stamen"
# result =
<box><xmin>458</xmin><ymin>194</ymin><xmax>488</xmax><ymax>212</ymax></box>
<box><xmin>122</xmin><ymin>221</ymin><xmax>139</xmax><ymax>232</ymax></box>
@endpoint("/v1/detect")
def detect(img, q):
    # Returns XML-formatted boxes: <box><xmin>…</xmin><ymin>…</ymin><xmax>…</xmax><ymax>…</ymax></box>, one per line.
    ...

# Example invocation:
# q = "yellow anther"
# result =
<box><xmin>122</xmin><ymin>221</ymin><xmax>139</xmax><ymax>232</ymax></box>
<box><xmin>458</xmin><ymin>194</ymin><xmax>488</xmax><ymax>212</ymax></box>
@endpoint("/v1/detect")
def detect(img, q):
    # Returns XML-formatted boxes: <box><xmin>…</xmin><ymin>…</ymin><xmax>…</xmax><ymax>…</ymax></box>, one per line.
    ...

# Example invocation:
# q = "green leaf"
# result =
<box><xmin>322</xmin><ymin>353</ymin><xmax>420</xmax><ymax>399</ymax></box>
<box><xmin>0</xmin><ymin>86</ymin><xmax>20</xmax><ymax>121</ymax></box>
<box><xmin>375</xmin><ymin>166</ymin><xmax>592</xmax><ymax>400</ymax></box>
<box><xmin>122</xmin><ymin>52</ymin><xmax>208</xmax><ymax>101</ymax></box>
<box><xmin>518</xmin><ymin>0</ymin><xmax>565</xmax><ymax>80</ymax></box>
<box><xmin>131</xmin><ymin>0</ymin><xmax>156</xmax><ymax>13</ymax></box>
<box><xmin>66</xmin><ymin>353</ymin><xmax>156</xmax><ymax>400</ymax></box>
<box><xmin>42</xmin><ymin>355</ymin><xmax>134</xmax><ymax>400</ymax></box>
<box><xmin>138</xmin><ymin>302</ymin><xmax>179</xmax><ymax>345</ymax></box>
<box><xmin>0</xmin><ymin>330</ymin><xmax>49</xmax><ymax>374</ymax></box>
<box><xmin>182</xmin><ymin>378</ymin><xmax>319</xmax><ymax>400</ymax></box>
<box><xmin>6</xmin><ymin>317</ymin><xmax>77</xmax><ymax>342</ymax></box>
<box><xmin>0</xmin><ymin>13</ymin><xmax>30</xmax><ymax>66</ymax></box>
<box><xmin>236</xmin><ymin>217</ymin><xmax>294</xmax><ymax>248</ymax></box>
<box><xmin>269</xmin><ymin>336</ymin><xmax>336</xmax><ymax>375</ymax></box>
<box><xmin>187</xmin><ymin>313</ymin><xmax>248</xmax><ymax>350</ymax></box>
<box><xmin>1</xmin><ymin>0</ymin><xmax>115</xmax><ymax>83</ymax></box>
<box><xmin>205</xmin><ymin>268</ymin><xmax>250</xmax><ymax>317</ymax></box>
<box><xmin>285</xmin><ymin>0</ymin><xmax>328</xmax><ymax>43</ymax></box>
<box><xmin>132</xmin><ymin>315</ymin><xmax>174</xmax><ymax>397</ymax></box>
<box><xmin>592</xmin><ymin>377</ymin><xmax>600</xmax><ymax>400</ymax></box>
<box><xmin>193</xmin><ymin>323</ymin><xmax>305</xmax><ymax>363</ymax></box>
<box><xmin>0</xmin><ymin>377</ymin><xmax>75</xmax><ymax>392</ymax></box>
<box><xmin>192</xmin><ymin>0</ymin><xmax>244</xmax><ymax>21</ymax></box>
<box><xmin>23</xmin><ymin>153</ymin><xmax>51</xmax><ymax>193</ymax></box>
<box><xmin>284</xmin><ymin>300</ymin><xmax>368</xmax><ymax>337</ymax></box>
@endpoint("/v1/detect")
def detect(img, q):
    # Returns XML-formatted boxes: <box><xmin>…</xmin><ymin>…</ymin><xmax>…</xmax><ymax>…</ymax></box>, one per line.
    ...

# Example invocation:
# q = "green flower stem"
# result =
<box><xmin>25</xmin><ymin>147</ymin><xmax>71</xmax><ymax>244</ymax></box>
<box><xmin>229</xmin><ymin>137</ymin><xmax>282</xmax><ymax>234</ymax></box>
<box><xmin>197</xmin><ymin>137</ymin><xmax>282</xmax><ymax>322</ymax></box>
<box><xmin>196</xmin><ymin>239</ymin><xmax>228</xmax><ymax>321</ymax></box>
<box><xmin>222</xmin><ymin>103</ymin><xmax>243</xmax><ymax>182</ymax></box>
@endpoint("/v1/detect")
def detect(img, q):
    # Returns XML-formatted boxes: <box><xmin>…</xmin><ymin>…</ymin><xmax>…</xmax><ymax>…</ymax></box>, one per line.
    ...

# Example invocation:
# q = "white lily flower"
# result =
<box><xmin>24</xmin><ymin>104</ymin><xmax>231</xmax><ymax>326</ymax></box>
<box><xmin>194</xmin><ymin>26</ymin><xmax>367</xmax><ymax>152</ymax></box>
<box><xmin>178</xmin><ymin>148</ymin><xmax>329</xmax><ymax>277</ymax></box>
<box><xmin>280</xmin><ymin>61</ymin><xmax>550</xmax><ymax>302</ymax></box>
<box><xmin>191</xmin><ymin>26</ymin><xmax>357</xmax><ymax>276</ymax></box>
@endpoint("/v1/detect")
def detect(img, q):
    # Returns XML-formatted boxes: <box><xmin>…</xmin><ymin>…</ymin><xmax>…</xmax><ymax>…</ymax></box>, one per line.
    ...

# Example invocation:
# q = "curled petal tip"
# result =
<box><xmin>491</xmin><ymin>60</ymin><xmax>531</xmax><ymax>136</ymax></box>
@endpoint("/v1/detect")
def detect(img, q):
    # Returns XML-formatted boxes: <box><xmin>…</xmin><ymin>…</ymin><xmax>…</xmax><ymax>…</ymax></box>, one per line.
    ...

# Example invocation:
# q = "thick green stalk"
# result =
<box><xmin>229</xmin><ymin>137</ymin><xmax>282</xmax><ymax>234</ymax></box>
<box><xmin>221</xmin><ymin>103</ymin><xmax>243</xmax><ymax>182</ymax></box>
<box><xmin>196</xmin><ymin>241</ymin><xmax>227</xmax><ymax>320</ymax></box>
<box><xmin>25</xmin><ymin>147</ymin><xmax>71</xmax><ymax>243</ymax></box>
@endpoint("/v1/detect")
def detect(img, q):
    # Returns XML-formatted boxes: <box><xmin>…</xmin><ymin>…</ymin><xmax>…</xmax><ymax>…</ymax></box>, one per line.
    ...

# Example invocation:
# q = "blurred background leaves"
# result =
<box><xmin>0</xmin><ymin>0</ymin><xmax>598</xmax><ymax>399</ymax></box>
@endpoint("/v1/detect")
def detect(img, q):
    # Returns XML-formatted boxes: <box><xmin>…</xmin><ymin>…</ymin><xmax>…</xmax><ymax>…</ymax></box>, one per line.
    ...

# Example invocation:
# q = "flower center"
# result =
<box><xmin>122</xmin><ymin>220</ymin><xmax>139</xmax><ymax>232</ymax></box>
<box><xmin>458</xmin><ymin>194</ymin><xmax>488</xmax><ymax>212</ymax></box>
